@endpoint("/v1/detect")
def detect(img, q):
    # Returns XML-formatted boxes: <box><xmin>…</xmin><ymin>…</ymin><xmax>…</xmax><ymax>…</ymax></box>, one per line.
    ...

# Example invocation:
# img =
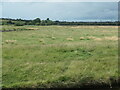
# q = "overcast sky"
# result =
<box><xmin>1</xmin><ymin>2</ymin><xmax>118</xmax><ymax>21</ymax></box>
<box><xmin>1</xmin><ymin>0</ymin><xmax>119</xmax><ymax>2</ymax></box>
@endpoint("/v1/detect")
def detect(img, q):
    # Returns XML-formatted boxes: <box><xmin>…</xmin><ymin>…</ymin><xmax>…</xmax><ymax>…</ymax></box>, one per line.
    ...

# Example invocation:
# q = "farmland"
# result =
<box><xmin>2</xmin><ymin>25</ymin><xmax>118</xmax><ymax>88</ymax></box>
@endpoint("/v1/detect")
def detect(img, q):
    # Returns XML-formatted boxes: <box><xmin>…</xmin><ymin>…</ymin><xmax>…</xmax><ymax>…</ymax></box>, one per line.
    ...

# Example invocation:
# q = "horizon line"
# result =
<box><xmin>1</xmin><ymin>17</ymin><xmax>118</xmax><ymax>22</ymax></box>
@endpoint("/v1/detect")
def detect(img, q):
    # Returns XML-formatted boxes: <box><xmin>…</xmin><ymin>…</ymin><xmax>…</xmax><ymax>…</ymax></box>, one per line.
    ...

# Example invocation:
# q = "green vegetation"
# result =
<box><xmin>0</xmin><ymin>18</ymin><xmax>119</xmax><ymax>26</ymax></box>
<box><xmin>2</xmin><ymin>25</ymin><xmax>118</xmax><ymax>88</ymax></box>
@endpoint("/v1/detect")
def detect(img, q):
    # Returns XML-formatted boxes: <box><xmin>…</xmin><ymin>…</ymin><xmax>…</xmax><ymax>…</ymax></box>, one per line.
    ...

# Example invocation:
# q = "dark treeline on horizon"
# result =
<box><xmin>0</xmin><ymin>18</ymin><xmax>119</xmax><ymax>26</ymax></box>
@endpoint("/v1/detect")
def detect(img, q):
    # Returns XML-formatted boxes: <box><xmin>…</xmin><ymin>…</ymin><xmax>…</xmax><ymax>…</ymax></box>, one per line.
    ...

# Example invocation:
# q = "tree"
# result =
<box><xmin>46</xmin><ymin>18</ymin><xmax>50</xmax><ymax>21</ymax></box>
<box><xmin>41</xmin><ymin>20</ymin><xmax>46</xmax><ymax>25</ymax></box>
<box><xmin>32</xmin><ymin>18</ymin><xmax>41</xmax><ymax>25</ymax></box>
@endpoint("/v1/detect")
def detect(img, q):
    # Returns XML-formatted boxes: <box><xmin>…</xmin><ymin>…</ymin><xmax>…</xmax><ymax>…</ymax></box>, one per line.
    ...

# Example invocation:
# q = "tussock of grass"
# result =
<box><xmin>79</xmin><ymin>37</ymin><xmax>85</xmax><ymax>40</ymax></box>
<box><xmin>39</xmin><ymin>39</ymin><xmax>45</xmax><ymax>45</ymax></box>
<box><xmin>39</xmin><ymin>39</ymin><xmax>44</xmax><ymax>42</ymax></box>
<box><xmin>51</xmin><ymin>36</ymin><xmax>56</xmax><ymax>40</ymax></box>
<box><xmin>5</xmin><ymin>40</ymin><xmax>17</xmax><ymax>44</ymax></box>
<box><xmin>66</xmin><ymin>37</ymin><xmax>74</xmax><ymax>41</ymax></box>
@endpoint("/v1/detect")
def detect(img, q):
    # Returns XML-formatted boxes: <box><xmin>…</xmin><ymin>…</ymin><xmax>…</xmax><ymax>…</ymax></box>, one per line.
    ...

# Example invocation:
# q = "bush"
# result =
<box><xmin>14</xmin><ymin>21</ymin><xmax>25</xmax><ymax>26</ymax></box>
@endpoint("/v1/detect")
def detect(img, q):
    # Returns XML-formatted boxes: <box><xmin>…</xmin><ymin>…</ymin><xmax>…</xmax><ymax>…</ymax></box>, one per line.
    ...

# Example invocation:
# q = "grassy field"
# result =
<box><xmin>2</xmin><ymin>25</ymin><xmax>118</xmax><ymax>88</ymax></box>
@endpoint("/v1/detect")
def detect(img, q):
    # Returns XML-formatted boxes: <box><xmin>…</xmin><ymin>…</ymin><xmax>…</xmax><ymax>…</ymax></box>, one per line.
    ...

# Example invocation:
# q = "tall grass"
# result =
<box><xmin>2</xmin><ymin>25</ymin><xmax>118</xmax><ymax>88</ymax></box>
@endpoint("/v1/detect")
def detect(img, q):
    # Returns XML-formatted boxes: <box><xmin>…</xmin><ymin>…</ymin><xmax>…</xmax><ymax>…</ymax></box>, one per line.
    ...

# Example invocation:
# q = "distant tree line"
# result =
<box><xmin>0</xmin><ymin>18</ymin><xmax>119</xmax><ymax>26</ymax></box>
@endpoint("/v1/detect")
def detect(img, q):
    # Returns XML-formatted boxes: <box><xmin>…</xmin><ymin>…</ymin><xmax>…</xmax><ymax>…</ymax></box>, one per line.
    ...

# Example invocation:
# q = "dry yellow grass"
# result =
<box><xmin>100</xmin><ymin>31</ymin><xmax>118</xmax><ymax>33</ymax></box>
<box><xmin>27</xmin><ymin>28</ymin><xmax>38</xmax><ymax>30</ymax></box>
<box><xmin>86</xmin><ymin>36</ymin><xmax>102</xmax><ymax>41</ymax></box>
<box><xmin>87</xmin><ymin>36</ymin><xmax>96</xmax><ymax>39</ymax></box>
<box><xmin>70</xmin><ymin>26</ymin><xmax>118</xmax><ymax>29</ymax></box>
<box><xmin>79</xmin><ymin>36</ymin><xmax>118</xmax><ymax>41</ymax></box>
<box><xmin>66</xmin><ymin>37</ymin><xmax>74</xmax><ymax>41</ymax></box>
<box><xmin>80</xmin><ymin>36</ymin><xmax>102</xmax><ymax>41</ymax></box>
<box><xmin>70</xmin><ymin>26</ymin><xmax>96</xmax><ymax>29</ymax></box>
<box><xmin>104</xmin><ymin>36</ymin><xmax>118</xmax><ymax>41</ymax></box>
<box><xmin>79</xmin><ymin>37</ymin><xmax>85</xmax><ymax>40</ymax></box>
<box><xmin>94</xmin><ymin>38</ymin><xmax>102</xmax><ymax>41</ymax></box>
<box><xmin>96</xmin><ymin>26</ymin><xmax>118</xmax><ymax>28</ymax></box>
<box><xmin>5</xmin><ymin>40</ymin><xmax>17</xmax><ymax>44</ymax></box>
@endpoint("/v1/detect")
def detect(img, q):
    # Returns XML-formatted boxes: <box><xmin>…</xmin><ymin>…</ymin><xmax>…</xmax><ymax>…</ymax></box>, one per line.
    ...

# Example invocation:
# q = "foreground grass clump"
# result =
<box><xmin>2</xmin><ymin>25</ymin><xmax>118</xmax><ymax>88</ymax></box>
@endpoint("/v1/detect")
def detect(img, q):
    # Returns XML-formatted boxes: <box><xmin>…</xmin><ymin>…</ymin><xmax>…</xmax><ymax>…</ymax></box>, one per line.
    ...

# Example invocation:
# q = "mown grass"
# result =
<box><xmin>2</xmin><ymin>25</ymin><xmax>118</xmax><ymax>88</ymax></box>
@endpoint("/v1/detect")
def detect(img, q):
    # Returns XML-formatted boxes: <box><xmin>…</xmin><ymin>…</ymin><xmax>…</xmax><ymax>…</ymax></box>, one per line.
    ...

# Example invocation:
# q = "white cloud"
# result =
<box><xmin>1</xmin><ymin>0</ymin><xmax>119</xmax><ymax>2</ymax></box>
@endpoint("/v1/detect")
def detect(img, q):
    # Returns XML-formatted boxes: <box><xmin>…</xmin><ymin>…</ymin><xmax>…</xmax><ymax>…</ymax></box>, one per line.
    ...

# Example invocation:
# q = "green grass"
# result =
<box><xmin>2</xmin><ymin>25</ymin><xmax>118</xmax><ymax>88</ymax></box>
